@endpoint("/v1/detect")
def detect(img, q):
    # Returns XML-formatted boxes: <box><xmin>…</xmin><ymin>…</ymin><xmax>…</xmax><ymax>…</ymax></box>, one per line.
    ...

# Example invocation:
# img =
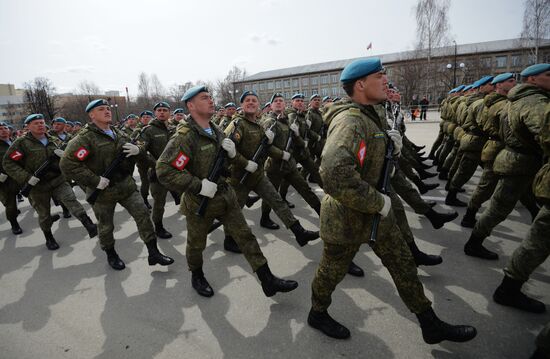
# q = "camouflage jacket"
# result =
<box><xmin>218</xmin><ymin>115</ymin><xmax>233</xmax><ymax>131</ymax></box>
<box><xmin>261</xmin><ymin>111</ymin><xmax>304</xmax><ymax>173</ymax></box>
<box><xmin>319</xmin><ymin>100</ymin><xmax>388</xmax><ymax>244</ymax></box>
<box><xmin>0</xmin><ymin>138</ymin><xmax>20</xmax><ymax>192</ymax></box>
<box><xmin>493</xmin><ymin>83</ymin><xmax>549</xmax><ymax>176</ymax></box>
<box><xmin>2</xmin><ymin>132</ymin><xmax>65</xmax><ymax>190</ymax></box>
<box><xmin>480</xmin><ymin>92</ymin><xmax>508</xmax><ymax>163</ymax></box>
<box><xmin>533</xmin><ymin>103</ymin><xmax>550</xmax><ymax>202</ymax></box>
<box><xmin>59</xmin><ymin>123</ymin><xmax>143</xmax><ymax>201</ymax></box>
<box><xmin>139</xmin><ymin>119</ymin><xmax>173</xmax><ymax>160</ymax></box>
<box><xmin>48</xmin><ymin>130</ymin><xmax>71</xmax><ymax>144</ymax></box>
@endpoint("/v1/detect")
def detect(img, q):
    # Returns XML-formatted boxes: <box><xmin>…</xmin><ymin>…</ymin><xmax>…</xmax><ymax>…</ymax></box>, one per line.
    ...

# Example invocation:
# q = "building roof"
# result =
<box><xmin>242</xmin><ymin>38</ymin><xmax>550</xmax><ymax>82</ymax></box>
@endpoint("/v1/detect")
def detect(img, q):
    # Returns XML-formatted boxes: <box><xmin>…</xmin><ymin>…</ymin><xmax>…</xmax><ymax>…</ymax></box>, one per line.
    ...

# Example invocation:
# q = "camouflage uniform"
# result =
<box><xmin>59</xmin><ymin>123</ymin><xmax>154</xmax><ymax>250</ymax></box>
<box><xmin>156</xmin><ymin>117</ymin><xmax>267</xmax><ymax>272</ymax></box>
<box><xmin>132</xmin><ymin>126</ymin><xmax>153</xmax><ymax>205</ymax></box>
<box><xmin>311</xmin><ymin>100</ymin><xmax>431</xmax><ymax>314</ymax></box>
<box><xmin>2</xmin><ymin>133</ymin><xmax>87</xmax><ymax>232</ymax></box>
<box><xmin>305</xmin><ymin>106</ymin><xmax>326</xmax><ymax>167</ymax></box>
<box><xmin>472</xmin><ymin>83</ymin><xmax>548</xmax><ymax>239</ymax></box>
<box><xmin>0</xmin><ymin>138</ymin><xmax>20</xmax><ymax>224</ymax></box>
<box><xmin>260</xmin><ymin>111</ymin><xmax>321</xmax><ymax>216</ymax></box>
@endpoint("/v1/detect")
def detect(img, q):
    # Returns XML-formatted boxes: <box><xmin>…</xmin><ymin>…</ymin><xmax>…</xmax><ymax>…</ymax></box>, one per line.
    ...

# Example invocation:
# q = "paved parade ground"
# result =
<box><xmin>1</xmin><ymin>119</ymin><xmax>548</xmax><ymax>359</ymax></box>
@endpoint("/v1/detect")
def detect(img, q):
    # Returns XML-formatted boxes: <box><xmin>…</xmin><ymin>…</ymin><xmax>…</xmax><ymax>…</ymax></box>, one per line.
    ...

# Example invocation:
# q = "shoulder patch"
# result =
<box><xmin>349</xmin><ymin>108</ymin><xmax>361</xmax><ymax>116</ymax></box>
<box><xmin>373</xmin><ymin>132</ymin><xmax>385</xmax><ymax>139</ymax></box>
<box><xmin>74</xmin><ymin>146</ymin><xmax>90</xmax><ymax>161</ymax></box>
<box><xmin>171</xmin><ymin>151</ymin><xmax>190</xmax><ymax>171</ymax></box>
<box><xmin>9</xmin><ymin>150</ymin><xmax>23</xmax><ymax>161</ymax></box>
<box><xmin>357</xmin><ymin>139</ymin><xmax>367</xmax><ymax>167</ymax></box>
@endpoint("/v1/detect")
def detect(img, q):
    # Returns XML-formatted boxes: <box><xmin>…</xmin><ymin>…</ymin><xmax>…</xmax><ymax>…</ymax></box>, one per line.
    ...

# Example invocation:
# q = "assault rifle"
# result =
<box><xmin>20</xmin><ymin>143</ymin><xmax>67</xmax><ymax>197</ymax></box>
<box><xmin>239</xmin><ymin>121</ymin><xmax>277</xmax><ymax>184</ymax></box>
<box><xmin>280</xmin><ymin>115</ymin><xmax>295</xmax><ymax>170</ymax></box>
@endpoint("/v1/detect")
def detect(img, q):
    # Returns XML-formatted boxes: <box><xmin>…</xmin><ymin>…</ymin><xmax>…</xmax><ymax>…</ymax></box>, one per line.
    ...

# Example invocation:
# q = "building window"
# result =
<box><xmin>292</xmin><ymin>78</ymin><xmax>299</xmax><ymax>88</ymax></box>
<box><xmin>303</xmin><ymin>90</ymin><xmax>308</xmax><ymax>97</ymax></box>
<box><xmin>275</xmin><ymin>80</ymin><xmax>282</xmax><ymax>89</ymax></box>
<box><xmin>321</xmin><ymin>88</ymin><xmax>329</xmax><ymax>96</ymax></box>
<box><xmin>511</xmin><ymin>54</ymin><xmax>522</xmax><ymax>67</ymax></box>
<box><xmin>267</xmin><ymin>82</ymin><xmax>274</xmax><ymax>90</ymax></box>
<box><xmin>495</xmin><ymin>56</ymin><xmax>507</xmax><ymax>68</ymax></box>
<box><xmin>311</xmin><ymin>76</ymin><xmax>319</xmax><ymax>86</ymax></box>
<box><xmin>284</xmin><ymin>79</ymin><xmax>290</xmax><ymax>88</ymax></box>
<box><xmin>481</xmin><ymin>57</ymin><xmax>492</xmax><ymax>68</ymax></box>
<box><xmin>321</xmin><ymin>75</ymin><xmax>329</xmax><ymax>85</ymax></box>
<box><xmin>301</xmin><ymin>77</ymin><xmax>309</xmax><ymax>86</ymax></box>
<box><xmin>527</xmin><ymin>54</ymin><xmax>537</xmax><ymax>65</ymax></box>
<box><xmin>331</xmin><ymin>73</ymin><xmax>338</xmax><ymax>83</ymax></box>
<box><xmin>252</xmin><ymin>83</ymin><xmax>258</xmax><ymax>92</ymax></box>
<box><xmin>260</xmin><ymin>82</ymin><xmax>265</xmax><ymax>91</ymax></box>
<box><xmin>332</xmin><ymin>87</ymin><xmax>339</xmax><ymax>96</ymax></box>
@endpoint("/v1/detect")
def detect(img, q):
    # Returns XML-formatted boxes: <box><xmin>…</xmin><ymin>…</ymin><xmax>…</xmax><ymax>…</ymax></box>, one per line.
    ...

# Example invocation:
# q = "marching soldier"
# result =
<box><xmin>156</xmin><ymin>85</ymin><xmax>298</xmax><ymax>298</ymax></box>
<box><xmin>217</xmin><ymin>102</ymin><xmax>237</xmax><ymax>130</ymax></box>
<box><xmin>121</xmin><ymin>114</ymin><xmax>138</xmax><ymax>136</ymax></box>
<box><xmin>0</xmin><ymin>121</ymin><xmax>22</xmax><ymax>234</ymax></box>
<box><xmin>59</xmin><ymin>99</ymin><xmax>174</xmax><ymax>270</ymax></box>
<box><xmin>49</xmin><ymin>117</ymin><xmax>71</xmax><ymax>143</ymax></box>
<box><xmin>3</xmin><ymin>114</ymin><xmax>97</xmax><ymax>250</ymax></box>
<box><xmin>135</xmin><ymin>110</ymin><xmax>154</xmax><ymax>209</ymax></box>
<box><xmin>308</xmin><ymin>58</ymin><xmax>476</xmax><ymax>344</ymax></box>
<box><xmin>139</xmin><ymin>102</ymin><xmax>176</xmax><ymax>239</ymax></box>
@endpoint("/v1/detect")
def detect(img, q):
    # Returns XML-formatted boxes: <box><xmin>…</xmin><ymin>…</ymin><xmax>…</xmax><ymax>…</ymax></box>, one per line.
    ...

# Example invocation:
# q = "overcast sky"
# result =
<box><xmin>0</xmin><ymin>0</ymin><xmax>524</xmax><ymax>95</ymax></box>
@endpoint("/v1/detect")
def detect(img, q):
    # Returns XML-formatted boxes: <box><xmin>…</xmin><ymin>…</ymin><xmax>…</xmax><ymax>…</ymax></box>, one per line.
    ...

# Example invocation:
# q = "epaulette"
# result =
<box><xmin>176</xmin><ymin>122</ymin><xmax>191</xmax><ymax>135</ymax></box>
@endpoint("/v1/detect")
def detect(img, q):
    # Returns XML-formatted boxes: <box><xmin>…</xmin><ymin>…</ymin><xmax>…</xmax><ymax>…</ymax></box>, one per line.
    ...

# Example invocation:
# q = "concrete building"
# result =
<box><xmin>0</xmin><ymin>84</ymin><xmax>27</xmax><ymax>125</ymax></box>
<box><xmin>234</xmin><ymin>38</ymin><xmax>550</xmax><ymax>106</ymax></box>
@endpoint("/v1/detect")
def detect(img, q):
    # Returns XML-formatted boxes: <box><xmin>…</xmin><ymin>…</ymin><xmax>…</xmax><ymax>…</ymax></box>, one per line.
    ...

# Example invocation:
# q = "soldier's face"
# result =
<box><xmin>126</xmin><ymin>118</ymin><xmax>136</xmax><ymax>127</ymax></box>
<box><xmin>28</xmin><ymin>119</ymin><xmax>46</xmax><ymax>136</ymax></box>
<box><xmin>361</xmin><ymin>72</ymin><xmax>388</xmax><ymax>104</ymax></box>
<box><xmin>174</xmin><ymin>113</ymin><xmax>184</xmax><ymax>121</ymax></box>
<box><xmin>498</xmin><ymin>78</ymin><xmax>516</xmax><ymax>93</ymax></box>
<box><xmin>141</xmin><ymin>115</ymin><xmax>152</xmax><ymax>125</ymax></box>
<box><xmin>0</xmin><ymin>126</ymin><xmax>9</xmax><ymax>139</ymax></box>
<box><xmin>188</xmin><ymin>92</ymin><xmax>215</xmax><ymax>118</ymax></box>
<box><xmin>226</xmin><ymin>107</ymin><xmax>236</xmax><ymax>117</ymax></box>
<box><xmin>52</xmin><ymin>122</ymin><xmax>65</xmax><ymax>133</ymax></box>
<box><xmin>89</xmin><ymin>105</ymin><xmax>112</xmax><ymax>125</ymax></box>
<box><xmin>292</xmin><ymin>98</ymin><xmax>304</xmax><ymax>111</ymax></box>
<box><xmin>242</xmin><ymin>95</ymin><xmax>259</xmax><ymax>115</ymax></box>
<box><xmin>532</xmin><ymin>70</ymin><xmax>550</xmax><ymax>92</ymax></box>
<box><xmin>74</xmin><ymin>124</ymin><xmax>81</xmax><ymax>131</ymax></box>
<box><xmin>271</xmin><ymin>97</ymin><xmax>285</xmax><ymax>112</ymax></box>
<box><xmin>155</xmin><ymin>107</ymin><xmax>170</xmax><ymax>121</ymax></box>
<box><xmin>310</xmin><ymin>98</ymin><xmax>321</xmax><ymax>109</ymax></box>
<box><xmin>65</xmin><ymin>124</ymin><xmax>72</xmax><ymax>133</ymax></box>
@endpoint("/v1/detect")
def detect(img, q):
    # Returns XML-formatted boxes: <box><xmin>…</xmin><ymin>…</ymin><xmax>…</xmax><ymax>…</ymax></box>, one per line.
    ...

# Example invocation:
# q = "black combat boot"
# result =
<box><xmin>420</xmin><ymin>162</ymin><xmax>433</xmax><ymax>169</ymax></box>
<box><xmin>445</xmin><ymin>190</ymin><xmax>468</xmax><ymax>207</ymax></box>
<box><xmin>438</xmin><ymin>169</ymin><xmax>449</xmax><ymax>180</ymax></box>
<box><xmin>307</xmin><ymin>309</ymin><xmax>351</xmax><ymax>339</ymax></box>
<box><xmin>224</xmin><ymin>235</ymin><xmax>241</xmax><ymax>253</ymax></box>
<box><xmin>416</xmin><ymin>307</ymin><xmax>477</xmax><ymax>344</ymax></box>
<box><xmin>285</xmin><ymin>199</ymin><xmax>295</xmax><ymax>209</ymax></box>
<box><xmin>51</xmin><ymin>214</ymin><xmax>61</xmax><ymax>223</ymax></box>
<box><xmin>191</xmin><ymin>268</ymin><xmax>214</xmax><ymax>297</ymax></box>
<box><xmin>44</xmin><ymin>231</ymin><xmax>59</xmax><ymax>250</ymax></box>
<box><xmin>105</xmin><ymin>247</ymin><xmax>125</xmax><ymax>270</ymax></box>
<box><xmin>313</xmin><ymin>202</ymin><xmax>321</xmax><ymax>216</ymax></box>
<box><xmin>155</xmin><ymin>222</ymin><xmax>173</xmax><ymax>239</ymax></box>
<box><xmin>464</xmin><ymin>233</ymin><xmax>498</xmax><ymax>260</ymax></box>
<box><xmin>245</xmin><ymin>194</ymin><xmax>261</xmax><ymax>208</ymax></box>
<box><xmin>347</xmin><ymin>261</ymin><xmax>365</xmax><ymax>277</ymax></box>
<box><xmin>145</xmin><ymin>239</ymin><xmax>174</xmax><ymax>266</ymax></box>
<box><xmin>17</xmin><ymin>193</ymin><xmax>23</xmax><ymax>202</ymax></box>
<box><xmin>61</xmin><ymin>204</ymin><xmax>72</xmax><ymax>218</ymax></box>
<box><xmin>143</xmin><ymin>197</ymin><xmax>152</xmax><ymax>210</ymax></box>
<box><xmin>408</xmin><ymin>241</ymin><xmax>442</xmax><ymax>266</ymax></box>
<box><xmin>170</xmin><ymin>191</ymin><xmax>181</xmax><ymax>205</ymax></box>
<box><xmin>531</xmin><ymin>348</ymin><xmax>547</xmax><ymax>359</ymax></box>
<box><xmin>9</xmin><ymin>219</ymin><xmax>22</xmax><ymax>235</ymax></box>
<box><xmin>424</xmin><ymin>208</ymin><xmax>458</xmax><ymax>229</ymax></box>
<box><xmin>460</xmin><ymin>208</ymin><xmax>477</xmax><ymax>228</ymax></box>
<box><xmin>425</xmin><ymin>200</ymin><xmax>437</xmax><ymax>208</ymax></box>
<box><xmin>413</xmin><ymin>178</ymin><xmax>439</xmax><ymax>194</ymax></box>
<box><xmin>493</xmin><ymin>275</ymin><xmax>546</xmax><ymax>313</ymax></box>
<box><xmin>419</xmin><ymin>170</ymin><xmax>438</xmax><ymax>180</ymax></box>
<box><xmin>260</xmin><ymin>212</ymin><xmax>280</xmax><ymax>230</ymax></box>
<box><xmin>256</xmin><ymin>263</ymin><xmax>298</xmax><ymax>297</ymax></box>
<box><xmin>290</xmin><ymin>221</ymin><xmax>319</xmax><ymax>247</ymax></box>
<box><xmin>79</xmin><ymin>214</ymin><xmax>98</xmax><ymax>238</ymax></box>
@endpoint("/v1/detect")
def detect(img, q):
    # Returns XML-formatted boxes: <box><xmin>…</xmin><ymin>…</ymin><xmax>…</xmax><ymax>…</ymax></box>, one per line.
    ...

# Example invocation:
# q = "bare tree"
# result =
<box><xmin>23</xmin><ymin>77</ymin><xmax>59</xmax><ymax>121</ymax></box>
<box><xmin>137</xmin><ymin>72</ymin><xmax>151</xmax><ymax>108</ymax></box>
<box><xmin>393</xmin><ymin>50</ymin><xmax>425</xmax><ymax>105</ymax></box>
<box><xmin>150</xmin><ymin>74</ymin><xmax>166</xmax><ymax>103</ymax></box>
<box><xmin>215</xmin><ymin>66</ymin><xmax>248</xmax><ymax>105</ymax></box>
<box><xmin>520</xmin><ymin>0</ymin><xmax>550</xmax><ymax>62</ymax></box>
<box><xmin>168</xmin><ymin>82</ymin><xmax>194</xmax><ymax>104</ymax></box>
<box><xmin>414</xmin><ymin>0</ymin><xmax>452</xmax><ymax>98</ymax></box>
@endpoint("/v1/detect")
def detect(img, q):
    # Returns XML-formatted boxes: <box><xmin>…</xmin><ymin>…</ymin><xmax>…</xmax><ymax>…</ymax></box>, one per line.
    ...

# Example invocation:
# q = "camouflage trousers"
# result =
<box><xmin>232</xmin><ymin>175</ymin><xmax>297</xmax><ymax>229</ymax></box>
<box><xmin>449</xmin><ymin>152</ymin><xmax>481</xmax><ymax>191</ymax></box>
<box><xmin>473</xmin><ymin>175</ymin><xmax>537</xmax><ymax>238</ymax></box>
<box><xmin>504</xmin><ymin>205</ymin><xmax>550</xmax><ymax>282</ymax></box>
<box><xmin>392</xmin><ymin>170</ymin><xmax>431</xmax><ymax>215</ymax></box>
<box><xmin>398</xmin><ymin>157</ymin><xmax>422</xmax><ymax>185</ymax></box>
<box><xmin>150</xmin><ymin>181</ymin><xmax>168</xmax><ymax>224</ymax></box>
<box><xmin>263</xmin><ymin>166</ymin><xmax>321</xmax><ymax>216</ymax></box>
<box><xmin>468</xmin><ymin>161</ymin><xmax>498</xmax><ymax>211</ymax></box>
<box><xmin>91</xmin><ymin>190</ymin><xmax>154</xmax><ymax>250</ymax></box>
<box><xmin>536</xmin><ymin>321</ymin><xmax>550</xmax><ymax>357</ymax></box>
<box><xmin>448</xmin><ymin>148</ymin><xmax>464</xmax><ymax>180</ymax></box>
<box><xmin>430</xmin><ymin>130</ymin><xmax>444</xmax><ymax>157</ymax></box>
<box><xmin>437</xmin><ymin>137</ymin><xmax>454</xmax><ymax>165</ymax></box>
<box><xmin>0</xmin><ymin>186</ymin><xmax>18</xmax><ymax>222</ymax></box>
<box><xmin>182</xmin><ymin>185</ymin><xmax>267</xmax><ymax>272</ymax></box>
<box><xmin>391</xmin><ymin>193</ymin><xmax>415</xmax><ymax>245</ymax></box>
<box><xmin>311</xmin><ymin>210</ymin><xmax>431</xmax><ymax>314</ymax></box>
<box><xmin>137</xmin><ymin>162</ymin><xmax>151</xmax><ymax>201</ymax></box>
<box><xmin>280</xmin><ymin>156</ymin><xmax>323</xmax><ymax>199</ymax></box>
<box><xmin>29</xmin><ymin>181</ymin><xmax>86</xmax><ymax>232</ymax></box>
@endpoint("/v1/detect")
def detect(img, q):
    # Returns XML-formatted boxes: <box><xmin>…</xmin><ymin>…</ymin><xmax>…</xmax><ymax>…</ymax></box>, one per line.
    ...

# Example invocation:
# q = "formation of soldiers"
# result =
<box><xmin>1</xmin><ymin>59</ymin><xmax>549</xmax><ymax>355</ymax></box>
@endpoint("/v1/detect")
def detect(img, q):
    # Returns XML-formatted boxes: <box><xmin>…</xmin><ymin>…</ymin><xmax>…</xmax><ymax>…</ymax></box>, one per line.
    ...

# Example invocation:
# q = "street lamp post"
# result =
<box><xmin>446</xmin><ymin>41</ymin><xmax>465</xmax><ymax>88</ymax></box>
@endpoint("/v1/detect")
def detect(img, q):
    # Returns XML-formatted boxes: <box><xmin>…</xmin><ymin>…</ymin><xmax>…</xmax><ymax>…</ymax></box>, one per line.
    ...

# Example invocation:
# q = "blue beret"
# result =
<box><xmin>74</xmin><ymin>121</ymin><xmax>82</xmax><ymax>126</ymax></box>
<box><xmin>239</xmin><ymin>90</ymin><xmax>258</xmax><ymax>103</ymax></box>
<box><xmin>24</xmin><ymin>113</ymin><xmax>45</xmax><ymax>125</ymax></box>
<box><xmin>333</xmin><ymin>97</ymin><xmax>341</xmax><ymax>101</ymax></box>
<box><xmin>340</xmin><ymin>57</ymin><xmax>384</xmax><ymax>83</ymax></box>
<box><xmin>153</xmin><ymin>101</ymin><xmax>170</xmax><ymax>110</ymax></box>
<box><xmin>182</xmin><ymin>85</ymin><xmax>208</xmax><ymax>103</ymax></box>
<box><xmin>125</xmin><ymin>114</ymin><xmax>138</xmax><ymax>120</ymax></box>
<box><xmin>491</xmin><ymin>73</ymin><xmax>514</xmax><ymax>85</ymax></box>
<box><xmin>473</xmin><ymin>76</ymin><xmax>494</xmax><ymax>88</ymax></box>
<box><xmin>236</xmin><ymin>107</ymin><xmax>242</xmax><ymax>111</ymax></box>
<box><xmin>262</xmin><ymin>102</ymin><xmax>271</xmax><ymax>109</ymax></box>
<box><xmin>52</xmin><ymin>117</ymin><xmax>67</xmax><ymax>124</ymax></box>
<box><xmin>270</xmin><ymin>92</ymin><xmax>284</xmax><ymax>103</ymax></box>
<box><xmin>520</xmin><ymin>63</ymin><xmax>550</xmax><ymax>77</ymax></box>
<box><xmin>66</xmin><ymin>121</ymin><xmax>74</xmax><ymax>127</ymax></box>
<box><xmin>173</xmin><ymin>108</ymin><xmax>184</xmax><ymax>114</ymax></box>
<box><xmin>463</xmin><ymin>85</ymin><xmax>474</xmax><ymax>92</ymax></box>
<box><xmin>322</xmin><ymin>96</ymin><xmax>332</xmax><ymax>102</ymax></box>
<box><xmin>224</xmin><ymin>102</ymin><xmax>237</xmax><ymax>108</ymax></box>
<box><xmin>291</xmin><ymin>93</ymin><xmax>304</xmax><ymax>100</ymax></box>
<box><xmin>0</xmin><ymin>121</ymin><xmax>8</xmax><ymax>127</ymax></box>
<box><xmin>455</xmin><ymin>85</ymin><xmax>466</xmax><ymax>92</ymax></box>
<box><xmin>140</xmin><ymin>110</ymin><xmax>153</xmax><ymax>117</ymax></box>
<box><xmin>310</xmin><ymin>94</ymin><xmax>320</xmax><ymax>100</ymax></box>
<box><xmin>85</xmin><ymin>99</ymin><xmax>109</xmax><ymax>113</ymax></box>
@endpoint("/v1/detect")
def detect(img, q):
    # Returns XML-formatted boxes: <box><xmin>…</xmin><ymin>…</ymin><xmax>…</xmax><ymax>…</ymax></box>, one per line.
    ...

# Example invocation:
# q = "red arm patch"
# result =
<box><xmin>357</xmin><ymin>140</ymin><xmax>366</xmax><ymax>167</ymax></box>
<box><xmin>171</xmin><ymin>151</ymin><xmax>190</xmax><ymax>171</ymax></box>
<box><xmin>9</xmin><ymin>150</ymin><xmax>23</xmax><ymax>161</ymax></box>
<box><xmin>74</xmin><ymin>147</ymin><xmax>90</xmax><ymax>161</ymax></box>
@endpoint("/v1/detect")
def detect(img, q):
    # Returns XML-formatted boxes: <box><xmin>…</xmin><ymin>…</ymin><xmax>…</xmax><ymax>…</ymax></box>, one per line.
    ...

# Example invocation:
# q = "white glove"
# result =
<box><xmin>54</xmin><ymin>149</ymin><xmax>64</xmax><ymax>157</ymax></box>
<box><xmin>379</xmin><ymin>194</ymin><xmax>391</xmax><ymax>218</ymax></box>
<box><xmin>290</xmin><ymin>123</ymin><xmax>300</xmax><ymax>136</ymax></box>
<box><xmin>0</xmin><ymin>173</ymin><xmax>8</xmax><ymax>183</ymax></box>
<box><xmin>96</xmin><ymin>176</ymin><xmax>110</xmax><ymax>190</ymax></box>
<box><xmin>122</xmin><ymin>142</ymin><xmax>140</xmax><ymax>157</ymax></box>
<box><xmin>386</xmin><ymin>130</ymin><xmax>403</xmax><ymax>156</ymax></box>
<box><xmin>221</xmin><ymin>138</ymin><xmax>236</xmax><ymax>158</ymax></box>
<box><xmin>28</xmin><ymin>176</ymin><xmax>40</xmax><ymax>186</ymax></box>
<box><xmin>199</xmin><ymin>178</ymin><xmax>217</xmax><ymax>198</ymax></box>
<box><xmin>306</xmin><ymin>119</ymin><xmax>312</xmax><ymax>128</ymax></box>
<box><xmin>282</xmin><ymin>151</ymin><xmax>291</xmax><ymax>161</ymax></box>
<box><xmin>265</xmin><ymin>129</ymin><xmax>275</xmax><ymax>144</ymax></box>
<box><xmin>244</xmin><ymin>160</ymin><xmax>258</xmax><ymax>173</ymax></box>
